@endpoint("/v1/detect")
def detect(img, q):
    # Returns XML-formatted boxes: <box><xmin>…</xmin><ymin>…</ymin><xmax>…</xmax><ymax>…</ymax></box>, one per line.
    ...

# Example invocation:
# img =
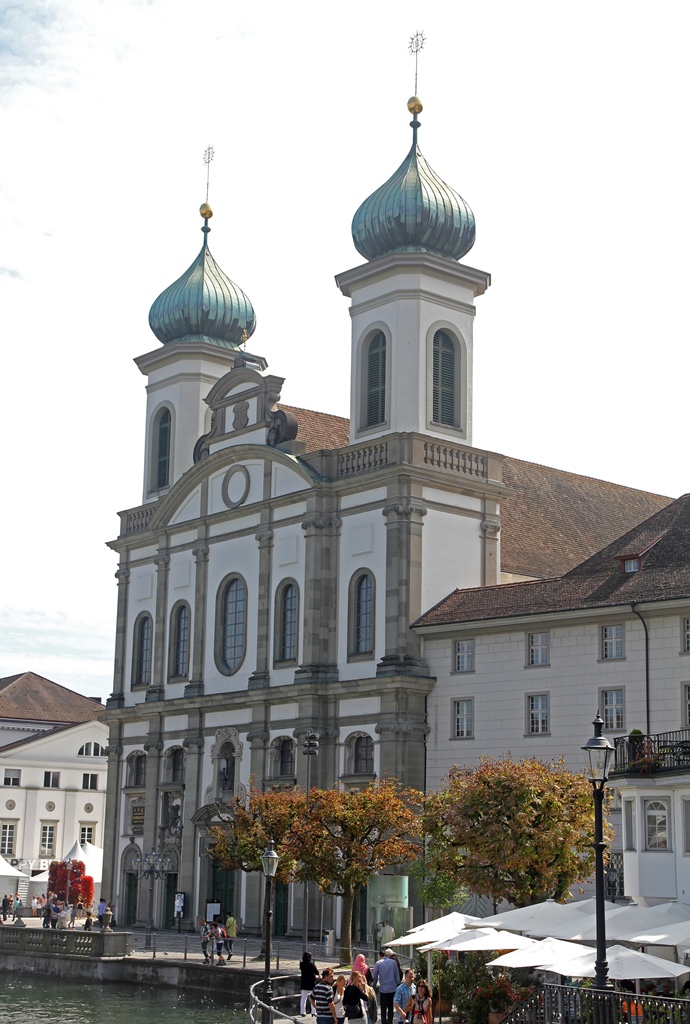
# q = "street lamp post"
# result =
<box><xmin>65</xmin><ymin>857</ymin><xmax>73</xmax><ymax>906</ymax></box>
<box><xmin>302</xmin><ymin>732</ymin><xmax>319</xmax><ymax>949</ymax></box>
<box><xmin>582</xmin><ymin>712</ymin><xmax>614</xmax><ymax>991</ymax></box>
<box><xmin>261</xmin><ymin>838</ymin><xmax>280</xmax><ymax>1024</ymax></box>
<box><xmin>132</xmin><ymin>845</ymin><xmax>172</xmax><ymax>949</ymax></box>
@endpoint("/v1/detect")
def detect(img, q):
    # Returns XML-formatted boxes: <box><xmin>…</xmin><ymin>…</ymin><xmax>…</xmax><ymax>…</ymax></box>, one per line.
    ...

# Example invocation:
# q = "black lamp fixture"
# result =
<box><xmin>261</xmin><ymin>838</ymin><xmax>280</xmax><ymax>1024</ymax></box>
<box><xmin>582</xmin><ymin>712</ymin><xmax>614</xmax><ymax>991</ymax></box>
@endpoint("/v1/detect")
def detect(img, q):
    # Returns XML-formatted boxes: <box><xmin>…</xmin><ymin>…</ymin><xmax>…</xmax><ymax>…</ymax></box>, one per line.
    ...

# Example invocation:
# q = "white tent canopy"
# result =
<box><xmin>534</xmin><ymin>903</ymin><xmax>690</xmax><ymax>943</ymax></box>
<box><xmin>29</xmin><ymin>840</ymin><xmax>103</xmax><ymax>884</ymax></box>
<box><xmin>421</xmin><ymin>927</ymin><xmax>536</xmax><ymax>952</ymax></box>
<box><xmin>537</xmin><ymin>943</ymin><xmax>689</xmax><ymax>980</ymax></box>
<box><xmin>0</xmin><ymin>856</ymin><xmax>27</xmax><ymax>880</ymax></box>
<box><xmin>388</xmin><ymin>912</ymin><xmax>481</xmax><ymax>947</ymax></box>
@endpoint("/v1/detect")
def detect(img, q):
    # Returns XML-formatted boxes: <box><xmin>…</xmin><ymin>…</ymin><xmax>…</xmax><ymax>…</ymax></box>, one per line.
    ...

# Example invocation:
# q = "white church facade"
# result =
<box><xmin>100</xmin><ymin>96</ymin><xmax>671</xmax><ymax>934</ymax></box>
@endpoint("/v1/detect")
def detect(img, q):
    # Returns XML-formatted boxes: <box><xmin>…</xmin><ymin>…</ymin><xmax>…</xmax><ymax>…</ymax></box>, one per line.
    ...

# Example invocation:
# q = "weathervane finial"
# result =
<box><xmin>409</xmin><ymin>30</ymin><xmax>425</xmax><ymax>95</ymax></box>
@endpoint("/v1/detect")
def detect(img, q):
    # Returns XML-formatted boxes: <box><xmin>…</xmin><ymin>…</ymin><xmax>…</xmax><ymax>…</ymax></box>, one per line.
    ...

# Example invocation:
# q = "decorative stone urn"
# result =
<box><xmin>102</xmin><ymin>908</ymin><xmax>113</xmax><ymax>931</ymax></box>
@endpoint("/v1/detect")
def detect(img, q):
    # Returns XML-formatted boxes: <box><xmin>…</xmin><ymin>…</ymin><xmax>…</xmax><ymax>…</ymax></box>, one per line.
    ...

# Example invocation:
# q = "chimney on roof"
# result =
<box><xmin>88</xmin><ymin>697</ymin><xmax>103</xmax><ymax>704</ymax></box>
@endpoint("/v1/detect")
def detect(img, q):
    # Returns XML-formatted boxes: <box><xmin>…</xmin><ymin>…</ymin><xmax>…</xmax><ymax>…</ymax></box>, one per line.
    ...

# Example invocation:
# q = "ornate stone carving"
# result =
<box><xmin>382</xmin><ymin>503</ymin><xmax>427</xmax><ymax>519</ymax></box>
<box><xmin>210</xmin><ymin>727</ymin><xmax>243</xmax><ymax>760</ymax></box>
<box><xmin>154</xmin><ymin>554</ymin><xmax>170</xmax><ymax>571</ymax></box>
<box><xmin>301</xmin><ymin>514</ymin><xmax>343</xmax><ymax>532</ymax></box>
<box><xmin>480</xmin><ymin>519</ymin><xmax>501</xmax><ymax>537</ymax></box>
<box><xmin>182</xmin><ymin>736</ymin><xmax>204</xmax><ymax>750</ymax></box>
<box><xmin>115</xmin><ymin>568</ymin><xmax>131</xmax><ymax>585</ymax></box>
<box><xmin>267</xmin><ymin>407</ymin><xmax>298</xmax><ymax>447</ymax></box>
<box><xmin>193</xmin><ymin>410</ymin><xmax>221</xmax><ymax>464</ymax></box>
<box><xmin>375</xmin><ymin>721</ymin><xmax>430</xmax><ymax>735</ymax></box>
<box><xmin>192</xmin><ymin>543</ymin><xmax>210</xmax><ymax>563</ymax></box>
<box><xmin>143</xmin><ymin>740</ymin><xmax>164</xmax><ymax>753</ymax></box>
<box><xmin>105</xmin><ymin>744</ymin><xmax>123</xmax><ymax>757</ymax></box>
<box><xmin>255</xmin><ymin>527</ymin><xmax>274</xmax><ymax>548</ymax></box>
<box><xmin>246</xmin><ymin>728</ymin><xmax>269</xmax><ymax>744</ymax></box>
<box><xmin>232</xmin><ymin>401</ymin><xmax>250</xmax><ymax>430</ymax></box>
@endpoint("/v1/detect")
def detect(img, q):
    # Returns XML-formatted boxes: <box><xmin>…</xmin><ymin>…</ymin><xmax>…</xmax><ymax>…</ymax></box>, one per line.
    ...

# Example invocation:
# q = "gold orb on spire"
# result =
<box><xmin>200</xmin><ymin>203</ymin><xmax>213</xmax><ymax>219</ymax></box>
<box><xmin>407</xmin><ymin>95</ymin><xmax>423</xmax><ymax>114</ymax></box>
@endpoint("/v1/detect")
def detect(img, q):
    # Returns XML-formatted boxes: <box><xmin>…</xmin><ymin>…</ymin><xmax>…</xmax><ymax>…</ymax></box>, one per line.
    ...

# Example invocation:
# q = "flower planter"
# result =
<box><xmin>488</xmin><ymin>1011</ymin><xmax>509</xmax><ymax>1024</ymax></box>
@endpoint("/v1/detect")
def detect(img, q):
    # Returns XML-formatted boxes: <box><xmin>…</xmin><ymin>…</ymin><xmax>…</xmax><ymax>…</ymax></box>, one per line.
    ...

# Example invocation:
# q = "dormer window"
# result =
<box><xmin>624</xmin><ymin>559</ymin><xmax>639</xmax><ymax>573</ymax></box>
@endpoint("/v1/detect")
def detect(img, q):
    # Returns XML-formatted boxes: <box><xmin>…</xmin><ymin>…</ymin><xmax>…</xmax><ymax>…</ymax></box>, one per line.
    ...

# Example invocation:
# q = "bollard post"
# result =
<box><xmin>243</xmin><ymin>937</ymin><xmax>247</xmax><ymax>969</ymax></box>
<box><xmin>276</xmin><ymin>942</ymin><xmax>280</xmax><ymax>970</ymax></box>
<box><xmin>152</xmin><ymin>934</ymin><xmax>156</xmax><ymax>959</ymax></box>
<box><xmin>184</xmin><ymin>935</ymin><xmax>188</xmax><ymax>961</ymax></box>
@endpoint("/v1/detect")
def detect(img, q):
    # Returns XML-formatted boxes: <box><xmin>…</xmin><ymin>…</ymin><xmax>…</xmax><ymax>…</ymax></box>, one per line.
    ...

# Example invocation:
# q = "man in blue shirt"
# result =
<box><xmin>372</xmin><ymin>950</ymin><xmax>401</xmax><ymax>1024</ymax></box>
<box><xmin>394</xmin><ymin>969</ymin><xmax>416</xmax><ymax>1024</ymax></box>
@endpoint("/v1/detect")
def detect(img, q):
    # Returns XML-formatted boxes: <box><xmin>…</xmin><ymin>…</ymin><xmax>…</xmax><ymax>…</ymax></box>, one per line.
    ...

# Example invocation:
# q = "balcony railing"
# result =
<box><xmin>610</xmin><ymin>729</ymin><xmax>690</xmax><ymax>777</ymax></box>
<box><xmin>504</xmin><ymin>982</ymin><xmax>690</xmax><ymax>1024</ymax></box>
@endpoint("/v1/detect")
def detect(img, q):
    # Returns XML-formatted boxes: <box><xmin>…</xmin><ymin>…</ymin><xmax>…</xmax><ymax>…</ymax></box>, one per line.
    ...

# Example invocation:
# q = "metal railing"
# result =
<box><xmin>502</xmin><ymin>982</ymin><xmax>690</xmax><ymax>1024</ymax></box>
<box><xmin>249</xmin><ymin>975</ymin><xmax>302</xmax><ymax>1024</ymax></box>
<box><xmin>611</xmin><ymin>729</ymin><xmax>690</xmax><ymax>776</ymax></box>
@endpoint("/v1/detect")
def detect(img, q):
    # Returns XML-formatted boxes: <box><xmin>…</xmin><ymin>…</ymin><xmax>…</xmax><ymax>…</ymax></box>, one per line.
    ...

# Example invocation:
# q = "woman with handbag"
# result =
<box><xmin>343</xmin><ymin>970</ymin><xmax>367</xmax><ymax>1021</ymax></box>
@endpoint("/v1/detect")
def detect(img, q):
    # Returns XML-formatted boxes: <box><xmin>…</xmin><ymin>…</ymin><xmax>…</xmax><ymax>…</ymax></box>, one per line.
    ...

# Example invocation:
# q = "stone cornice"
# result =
<box><xmin>335</xmin><ymin>252</ymin><xmax>491</xmax><ymax>298</ymax></box>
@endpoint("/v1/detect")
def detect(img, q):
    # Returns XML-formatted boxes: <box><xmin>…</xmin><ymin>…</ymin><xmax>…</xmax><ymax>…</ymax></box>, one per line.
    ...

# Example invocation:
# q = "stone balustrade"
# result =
<box><xmin>0</xmin><ymin>925</ymin><xmax>132</xmax><ymax>957</ymax></box>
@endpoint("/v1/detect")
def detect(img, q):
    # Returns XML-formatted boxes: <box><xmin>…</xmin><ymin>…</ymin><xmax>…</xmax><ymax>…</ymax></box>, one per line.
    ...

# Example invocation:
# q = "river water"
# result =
<box><xmin>0</xmin><ymin>976</ymin><xmax>248</xmax><ymax>1024</ymax></box>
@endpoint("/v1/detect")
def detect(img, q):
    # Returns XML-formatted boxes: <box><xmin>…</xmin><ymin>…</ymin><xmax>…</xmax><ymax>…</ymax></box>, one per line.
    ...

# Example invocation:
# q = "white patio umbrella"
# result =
<box><xmin>486</xmin><ymin>937</ymin><xmax>593</xmax><ymax>968</ymax></box>
<box><xmin>535</xmin><ymin>904</ymin><xmax>690</xmax><ymax>943</ymax></box>
<box><xmin>388</xmin><ymin>912</ymin><xmax>481</xmax><ymax>946</ymax></box>
<box><xmin>421</xmin><ymin>927</ymin><xmax>536</xmax><ymax>952</ymax></box>
<box><xmin>537</xmin><ymin>943</ymin><xmax>689</xmax><ymax>980</ymax></box>
<box><xmin>475</xmin><ymin>901</ymin><xmax>586</xmax><ymax>935</ymax></box>
<box><xmin>613</xmin><ymin>918</ymin><xmax>690</xmax><ymax>947</ymax></box>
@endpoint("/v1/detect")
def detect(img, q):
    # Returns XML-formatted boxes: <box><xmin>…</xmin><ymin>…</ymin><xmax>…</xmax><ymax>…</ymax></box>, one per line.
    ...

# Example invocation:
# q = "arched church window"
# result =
<box><xmin>218</xmin><ymin>744</ymin><xmax>236</xmax><ymax>794</ymax></box>
<box><xmin>348</xmin><ymin>571</ymin><xmax>375</xmax><ymax>658</ymax></box>
<box><xmin>169</xmin><ymin>602</ymin><xmax>190</xmax><ymax>679</ymax></box>
<box><xmin>275</xmin><ymin>581</ymin><xmax>298</xmax><ymax>664</ymax></box>
<box><xmin>354</xmin><ymin>735</ymin><xmax>374</xmax><ymax>775</ymax></box>
<box><xmin>132</xmin><ymin>613</ymin><xmax>153</xmax><ymax>687</ymax></box>
<box><xmin>154</xmin><ymin>408</ymin><xmax>172</xmax><ymax>489</ymax></box>
<box><xmin>366</xmin><ymin>331</ymin><xmax>387</xmax><ymax>427</ymax></box>
<box><xmin>278</xmin><ymin>738</ymin><xmax>295</xmax><ymax>778</ymax></box>
<box><xmin>170</xmin><ymin>747</ymin><xmax>184</xmax><ymax>784</ymax></box>
<box><xmin>127</xmin><ymin>752</ymin><xmax>147</xmax><ymax>787</ymax></box>
<box><xmin>216</xmin><ymin>575</ymin><xmax>247</xmax><ymax>675</ymax></box>
<box><xmin>432</xmin><ymin>329</ymin><xmax>456</xmax><ymax>425</ymax></box>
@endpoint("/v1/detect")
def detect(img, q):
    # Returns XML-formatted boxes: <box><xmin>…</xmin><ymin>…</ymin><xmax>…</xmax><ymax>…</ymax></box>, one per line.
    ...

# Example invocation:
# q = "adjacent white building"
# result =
<box><xmin>0</xmin><ymin>672</ymin><xmax>108</xmax><ymax>884</ymax></box>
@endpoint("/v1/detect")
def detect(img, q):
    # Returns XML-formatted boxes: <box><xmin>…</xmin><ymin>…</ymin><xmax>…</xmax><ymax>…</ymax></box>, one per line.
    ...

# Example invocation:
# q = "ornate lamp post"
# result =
<box><xmin>261</xmin><ymin>838</ymin><xmax>280</xmax><ymax>1024</ymax></box>
<box><xmin>302</xmin><ymin>731</ymin><xmax>319</xmax><ymax>948</ymax></box>
<box><xmin>65</xmin><ymin>857</ymin><xmax>73</xmax><ymax>905</ymax></box>
<box><xmin>132</xmin><ymin>845</ymin><xmax>172</xmax><ymax>949</ymax></box>
<box><xmin>582</xmin><ymin>712</ymin><xmax>614</xmax><ymax>990</ymax></box>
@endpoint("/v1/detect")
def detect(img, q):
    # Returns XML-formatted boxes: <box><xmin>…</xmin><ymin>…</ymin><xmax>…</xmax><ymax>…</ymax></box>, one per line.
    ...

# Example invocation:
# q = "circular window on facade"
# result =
<box><xmin>84</xmin><ymin>803</ymin><xmax>94</xmax><ymax>814</ymax></box>
<box><xmin>5</xmin><ymin>799</ymin><xmax>15</xmax><ymax>810</ymax></box>
<box><xmin>46</xmin><ymin>801</ymin><xmax>55</xmax><ymax>812</ymax></box>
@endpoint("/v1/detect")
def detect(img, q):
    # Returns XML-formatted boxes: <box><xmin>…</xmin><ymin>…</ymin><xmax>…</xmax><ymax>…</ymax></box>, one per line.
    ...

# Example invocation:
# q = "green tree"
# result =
<box><xmin>425</xmin><ymin>756</ymin><xmax>610</xmax><ymax>907</ymax></box>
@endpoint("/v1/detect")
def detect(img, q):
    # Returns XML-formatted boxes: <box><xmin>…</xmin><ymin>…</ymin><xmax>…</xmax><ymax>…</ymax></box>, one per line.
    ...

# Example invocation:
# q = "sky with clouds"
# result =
<box><xmin>1</xmin><ymin>0</ymin><xmax>688</xmax><ymax>702</ymax></box>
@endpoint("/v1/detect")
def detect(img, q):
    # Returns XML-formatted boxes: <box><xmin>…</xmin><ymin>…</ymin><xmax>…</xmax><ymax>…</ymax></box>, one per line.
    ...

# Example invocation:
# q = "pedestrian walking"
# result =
<box><xmin>310</xmin><ymin>967</ymin><xmax>337</xmax><ymax>1024</ymax></box>
<box><xmin>300</xmin><ymin>951</ymin><xmax>320</xmax><ymax>1015</ymax></box>
<box><xmin>224</xmin><ymin>910</ymin><xmax>237</xmax><ymax>958</ymax></box>
<box><xmin>372</xmin><ymin>950</ymin><xmax>401</xmax><ymax>1024</ymax></box>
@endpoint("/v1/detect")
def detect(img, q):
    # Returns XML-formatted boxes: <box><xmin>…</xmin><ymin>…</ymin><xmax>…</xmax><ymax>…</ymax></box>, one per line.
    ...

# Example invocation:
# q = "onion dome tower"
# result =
<box><xmin>352</xmin><ymin>97</ymin><xmax>475</xmax><ymax>262</ymax></box>
<box><xmin>336</xmin><ymin>97</ymin><xmax>490</xmax><ymax>447</ymax></box>
<box><xmin>137</xmin><ymin>205</ymin><xmax>263</xmax><ymax>503</ymax></box>
<box><xmin>148</xmin><ymin>204</ymin><xmax>256</xmax><ymax>348</ymax></box>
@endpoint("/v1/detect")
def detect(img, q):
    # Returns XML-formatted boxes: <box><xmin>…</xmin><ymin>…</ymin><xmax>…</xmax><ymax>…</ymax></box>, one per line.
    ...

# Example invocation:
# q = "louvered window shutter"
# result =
<box><xmin>432</xmin><ymin>331</ymin><xmax>456</xmax><ymax>425</ymax></box>
<box><xmin>366</xmin><ymin>332</ymin><xmax>386</xmax><ymax>427</ymax></box>
<box><xmin>156</xmin><ymin>409</ymin><xmax>171</xmax><ymax>488</ymax></box>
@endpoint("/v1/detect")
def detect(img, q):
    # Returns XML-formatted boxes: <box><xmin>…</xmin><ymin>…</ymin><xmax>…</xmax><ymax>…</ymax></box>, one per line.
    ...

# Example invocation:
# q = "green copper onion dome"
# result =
<box><xmin>148</xmin><ymin>205</ymin><xmax>256</xmax><ymax>349</ymax></box>
<box><xmin>351</xmin><ymin>97</ymin><xmax>475</xmax><ymax>263</ymax></box>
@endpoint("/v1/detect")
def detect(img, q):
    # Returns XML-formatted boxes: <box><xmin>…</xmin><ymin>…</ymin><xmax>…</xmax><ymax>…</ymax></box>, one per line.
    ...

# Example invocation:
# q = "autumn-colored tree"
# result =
<box><xmin>424</xmin><ymin>757</ymin><xmax>611</xmax><ymax>907</ymax></box>
<box><xmin>207</xmin><ymin>785</ymin><xmax>305</xmax><ymax>884</ymax></box>
<box><xmin>47</xmin><ymin>859</ymin><xmax>86</xmax><ymax>902</ymax></box>
<box><xmin>287</xmin><ymin>778</ymin><xmax>423</xmax><ymax>962</ymax></box>
<box><xmin>81</xmin><ymin>875</ymin><xmax>95</xmax><ymax>910</ymax></box>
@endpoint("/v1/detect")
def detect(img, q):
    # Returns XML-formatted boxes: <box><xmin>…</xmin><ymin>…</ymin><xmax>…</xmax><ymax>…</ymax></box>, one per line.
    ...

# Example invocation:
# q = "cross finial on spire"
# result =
<box><xmin>203</xmin><ymin>145</ymin><xmax>215</xmax><ymax>204</ymax></box>
<box><xmin>409</xmin><ymin>30</ymin><xmax>425</xmax><ymax>95</ymax></box>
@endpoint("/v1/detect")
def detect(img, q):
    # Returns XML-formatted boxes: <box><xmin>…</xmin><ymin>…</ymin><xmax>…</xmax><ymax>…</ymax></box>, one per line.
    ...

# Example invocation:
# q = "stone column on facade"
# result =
<box><xmin>186</xmin><ymin>542</ymin><xmax>209</xmax><ymax>698</ymax></box>
<box><xmin>375</xmin><ymin>686</ymin><xmax>432</xmax><ymax>790</ymax></box>
<box><xmin>139</xmin><ymin>723</ymin><xmax>164</xmax><ymax>926</ymax></box>
<box><xmin>377</xmin><ymin>493</ymin><xmax>429</xmax><ymax>678</ymax></box>
<box><xmin>244</xmin><ymin>722</ymin><xmax>270</xmax><ymax>933</ymax></box>
<box><xmin>107</xmin><ymin>568</ymin><xmax>130</xmax><ymax>709</ymax></box>
<box><xmin>101</xmin><ymin>732</ymin><xmax>124</xmax><ymax>901</ymax></box>
<box><xmin>145</xmin><ymin>554</ymin><xmax>169</xmax><ymax>703</ymax></box>
<box><xmin>249</xmin><ymin>524</ymin><xmax>274</xmax><ymax>689</ymax></box>
<box><xmin>180</xmin><ymin>722</ymin><xmax>204</xmax><ymax>930</ymax></box>
<box><xmin>294</xmin><ymin>506</ymin><xmax>342</xmax><ymax>685</ymax></box>
<box><xmin>480</xmin><ymin>510</ymin><xmax>501</xmax><ymax>587</ymax></box>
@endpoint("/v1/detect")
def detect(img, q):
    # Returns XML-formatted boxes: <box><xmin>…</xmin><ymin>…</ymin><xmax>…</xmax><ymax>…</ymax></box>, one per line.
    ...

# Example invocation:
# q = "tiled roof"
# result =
<box><xmin>284</xmin><ymin>407</ymin><xmax>671</xmax><ymax>579</ymax></box>
<box><xmin>415</xmin><ymin>493</ymin><xmax>690</xmax><ymax>628</ymax></box>
<box><xmin>0</xmin><ymin>672</ymin><xmax>102</xmax><ymax>724</ymax></box>
<box><xmin>501</xmin><ymin>457</ymin><xmax>671</xmax><ymax>578</ymax></box>
<box><xmin>282</xmin><ymin>405</ymin><xmax>350</xmax><ymax>453</ymax></box>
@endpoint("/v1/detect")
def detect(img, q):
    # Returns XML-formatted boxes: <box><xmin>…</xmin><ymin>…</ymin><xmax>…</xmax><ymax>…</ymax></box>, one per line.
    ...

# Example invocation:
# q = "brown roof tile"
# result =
<box><xmin>282</xmin><ymin>405</ymin><xmax>350</xmax><ymax>453</ymax></box>
<box><xmin>0</xmin><ymin>672</ymin><xmax>102</xmax><ymax>724</ymax></box>
<box><xmin>415</xmin><ymin>493</ymin><xmax>690</xmax><ymax>627</ymax></box>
